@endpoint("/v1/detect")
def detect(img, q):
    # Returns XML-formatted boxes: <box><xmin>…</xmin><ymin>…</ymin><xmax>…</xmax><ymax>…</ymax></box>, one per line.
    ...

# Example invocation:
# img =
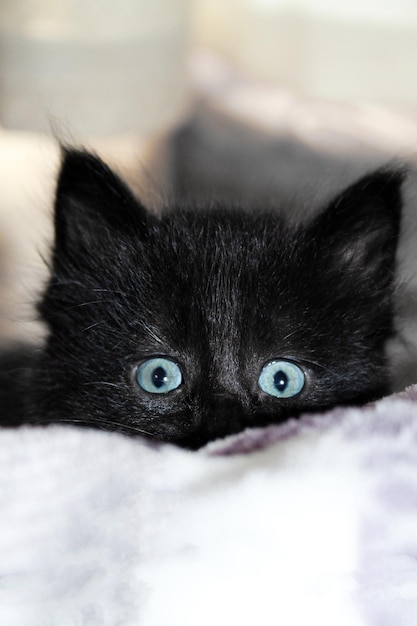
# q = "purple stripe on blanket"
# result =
<box><xmin>209</xmin><ymin>384</ymin><xmax>417</xmax><ymax>456</ymax></box>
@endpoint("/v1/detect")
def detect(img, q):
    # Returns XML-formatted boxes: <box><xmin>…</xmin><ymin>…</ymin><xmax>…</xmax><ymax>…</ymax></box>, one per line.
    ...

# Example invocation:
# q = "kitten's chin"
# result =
<box><xmin>165</xmin><ymin>422</ymin><xmax>239</xmax><ymax>450</ymax></box>
<box><xmin>174</xmin><ymin>431</ymin><xmax>237</xmax><ymax>451</ymax></box>
<box><xmin>164</xmin><ymin>413</ymin><xmax>286</xmax><ymax>450</ymax></box>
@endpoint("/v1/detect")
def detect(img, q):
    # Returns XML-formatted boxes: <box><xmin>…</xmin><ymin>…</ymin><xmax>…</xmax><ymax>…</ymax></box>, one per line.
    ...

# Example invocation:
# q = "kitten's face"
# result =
<box><xmin>31</xmin><ymin>150</ymin><xmax>403</xmax><ymax>448</ymax></box>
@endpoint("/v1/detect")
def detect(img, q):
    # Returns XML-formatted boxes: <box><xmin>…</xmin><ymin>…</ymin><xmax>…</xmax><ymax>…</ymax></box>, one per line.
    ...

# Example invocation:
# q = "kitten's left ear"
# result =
<box><xmin>54</xmin><ymin>148</ymin><xmax>149</xmax><ymax>257</ymax></box>
<box><xmin>309</xmin><ymin>167</ymin><xmax>405</xmax><ymax>280</ymax></box>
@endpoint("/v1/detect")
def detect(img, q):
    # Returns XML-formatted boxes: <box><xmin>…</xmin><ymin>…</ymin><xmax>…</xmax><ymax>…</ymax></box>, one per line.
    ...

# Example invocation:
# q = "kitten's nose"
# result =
<box><xmin>205</xmin><ymin>393</ymin><xmax>247</xmax><ymax>440</ymax></box>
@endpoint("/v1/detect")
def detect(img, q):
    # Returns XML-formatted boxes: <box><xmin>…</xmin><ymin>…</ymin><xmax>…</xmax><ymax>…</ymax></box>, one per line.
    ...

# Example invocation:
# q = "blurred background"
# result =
<box><xmin>1</xmin><ymin>0</ymin><xmax>417</xmax><ymax>387</ymax></box>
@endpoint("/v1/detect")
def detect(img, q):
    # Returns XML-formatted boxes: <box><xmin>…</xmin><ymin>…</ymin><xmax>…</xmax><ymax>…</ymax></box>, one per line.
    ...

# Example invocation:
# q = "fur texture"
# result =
<box><xmin>14</xmin><ymin>149</ymin><xmax>404</xmax><ymax>448</ymax></box>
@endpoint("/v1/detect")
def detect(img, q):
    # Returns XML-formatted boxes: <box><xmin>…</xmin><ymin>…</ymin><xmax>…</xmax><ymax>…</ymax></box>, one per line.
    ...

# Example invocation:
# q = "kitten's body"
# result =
<box><xmin>0</xmin><ymin>150</ymin><xmax>404</xmax><ymax>448</ymax></box>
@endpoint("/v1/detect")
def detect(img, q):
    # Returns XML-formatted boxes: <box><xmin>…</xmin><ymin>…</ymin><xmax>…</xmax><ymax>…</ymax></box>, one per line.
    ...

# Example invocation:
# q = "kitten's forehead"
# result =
<box><xmin>156</xmin><ymin>208</ymin><xmax>289</xmax><ymax>268</ymax></box>
<box><xmin>152</xmin><ymin>210</ymin><xmax>286</xmax><ymax>297</ymax></box>
<box><xmin>137</xmin><ymin>210</ymin><xmax>302</xmax><ymax>353</ymax></box>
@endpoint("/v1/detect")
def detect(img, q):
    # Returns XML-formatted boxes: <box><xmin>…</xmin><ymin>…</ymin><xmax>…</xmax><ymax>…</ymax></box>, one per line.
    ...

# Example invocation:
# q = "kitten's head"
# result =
<box><xmin>31</xmin><ymin>149</ymin><xmax>404</xmax><ymax>448</ymax></box>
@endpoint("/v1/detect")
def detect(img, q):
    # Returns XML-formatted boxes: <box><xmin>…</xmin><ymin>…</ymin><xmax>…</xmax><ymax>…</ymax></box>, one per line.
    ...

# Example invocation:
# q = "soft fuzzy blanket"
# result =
<box><xmin>2</xmin><ymin>387</ymin><xmax>417</xmax><ymax>626</ymax></box>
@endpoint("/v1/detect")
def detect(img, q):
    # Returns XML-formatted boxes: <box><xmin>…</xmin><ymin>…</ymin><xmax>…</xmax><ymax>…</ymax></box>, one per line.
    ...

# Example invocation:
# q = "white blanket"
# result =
<box><xmin>2</xmin><ymin>387</ymin><xmax>417</xmax><ymax>626</ymax></box>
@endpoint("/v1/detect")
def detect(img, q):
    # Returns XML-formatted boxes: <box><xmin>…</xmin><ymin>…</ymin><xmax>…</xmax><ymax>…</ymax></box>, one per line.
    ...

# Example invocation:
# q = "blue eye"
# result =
<box><xmin>136</xmin><ymin>358</ymin><xmax>183</xmax><ymax>394</ymax></box>
<box><xmin>258</xmin><ymin>360</ymin><xmax>305</xmax><ymax>398</ymax></box>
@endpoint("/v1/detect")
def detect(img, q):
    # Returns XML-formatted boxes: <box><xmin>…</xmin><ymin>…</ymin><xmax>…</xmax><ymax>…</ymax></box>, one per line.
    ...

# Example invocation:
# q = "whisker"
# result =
<box><xmin>81</xmin><ymin>321</ymin><xmax>106</xmax><ymax>333</ymax></box>
<box><xmin>64</xmin><ymin>300</ymin><xmax>112</xmax><ymax>311</ymax></box>
<box><xmin>303</xmin><ymin>359</ymin><xmax>341</xmax><ymax>376</ymax></box>
<box><xmin>83</xmin><ymin>417</ymin><xmax>157</xmax><ymax>438</ymax></box>
<box><xmin>83</xmin><ymin>381</ymin><xmax>121</xmax><ymax>388</ymax></box>
<box><xmin>31</xmin><ymin>416</ymin><xmax>156</xmax><ymax>438</ymax></box>
<box><xmin>141</xmin><ymin>323</ymin><xmax>165</xmax><ymax>346</ymax></box>
<box><xmin>92</xmin><ymin>288</ymin><xmax>132</xmax><ymax>296</ymax></box>
<box><xmin>281</xmin><ymin>329</ymin><xmax>299</xmax><ymax>342</ymax></box>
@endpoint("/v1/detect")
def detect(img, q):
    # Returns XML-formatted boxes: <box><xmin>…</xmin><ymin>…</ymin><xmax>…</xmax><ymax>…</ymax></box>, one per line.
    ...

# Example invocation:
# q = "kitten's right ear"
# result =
<box><xmin>308</xmin><ymin>167</ymin><xmax>405</xmax><ymax>286</ymax></box>
<box><xmin>54</xmin><ymin>148</ymin><xmax>148</xmax><ymax>256</ymax></box>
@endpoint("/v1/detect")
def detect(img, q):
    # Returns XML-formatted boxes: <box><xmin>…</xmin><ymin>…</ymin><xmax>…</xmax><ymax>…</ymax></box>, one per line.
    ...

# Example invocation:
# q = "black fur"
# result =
<box><xmin>2</xmin><ymin>149</ymin><xmax>404</xmax><ymax>448</ymax></box>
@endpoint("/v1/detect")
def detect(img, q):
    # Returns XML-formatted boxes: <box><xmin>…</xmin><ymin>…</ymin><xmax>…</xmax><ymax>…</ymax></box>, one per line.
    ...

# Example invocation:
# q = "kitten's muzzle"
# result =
<box><xmin>204</xmin><ymin>392</ymin><xmax>250</xmax><ymax>440</ymax></box>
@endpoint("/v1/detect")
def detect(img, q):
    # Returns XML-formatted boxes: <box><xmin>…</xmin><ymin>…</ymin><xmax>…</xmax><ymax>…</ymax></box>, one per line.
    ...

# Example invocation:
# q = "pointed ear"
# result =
<box><xmin>54</xmin><ymin>148</ymin><xmax>148</xmax><ymax>257</ymax></box>
<box><xmin>309</xmin><ymin>168</ymin><xmax>405</xmax><ymax>284</ymax></box>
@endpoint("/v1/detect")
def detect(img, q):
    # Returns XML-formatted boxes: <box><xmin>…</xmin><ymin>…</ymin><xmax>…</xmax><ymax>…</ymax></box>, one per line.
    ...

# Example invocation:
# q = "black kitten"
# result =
<box><xmin>3</xmin><ymin>149</ymin><xmax>404</xmax><ymax>448</ymax></box>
